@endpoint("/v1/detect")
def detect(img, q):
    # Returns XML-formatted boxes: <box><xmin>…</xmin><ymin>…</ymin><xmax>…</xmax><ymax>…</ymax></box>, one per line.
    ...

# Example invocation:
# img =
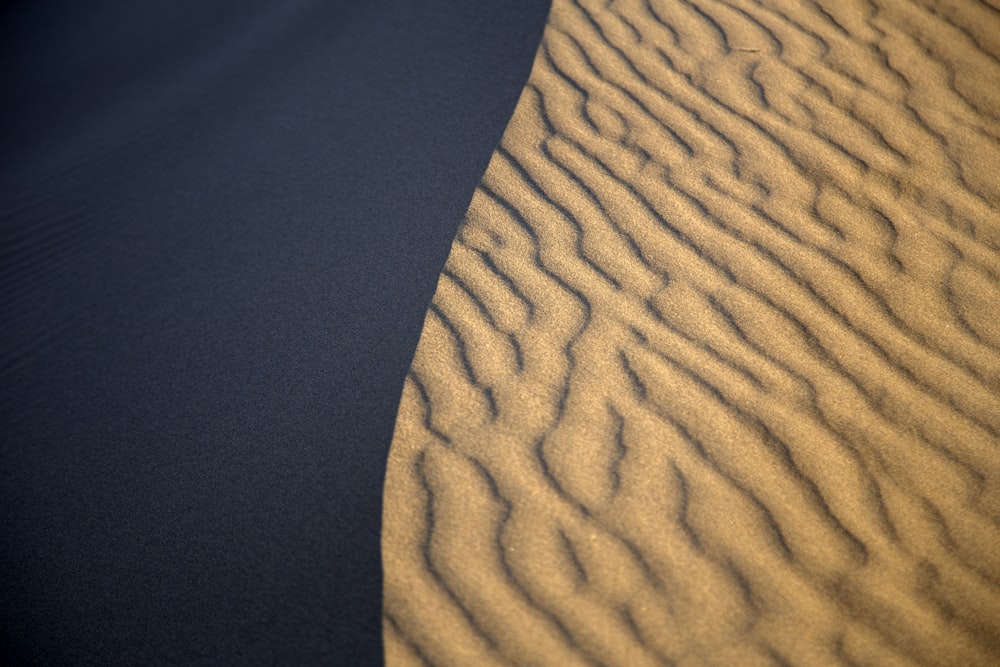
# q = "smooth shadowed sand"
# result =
<box><xmin>383</xmin><ymin>0</ymin><xmax>1000</xmax><ymax>664</ymax></box>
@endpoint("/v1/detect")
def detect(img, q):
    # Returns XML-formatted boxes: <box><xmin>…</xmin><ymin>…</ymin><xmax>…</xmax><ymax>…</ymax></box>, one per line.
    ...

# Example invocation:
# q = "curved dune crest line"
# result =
<box><xmin>383</xmin><ymin>0</ymin><xmax>1000</xmax><ymax>664</ymax></box>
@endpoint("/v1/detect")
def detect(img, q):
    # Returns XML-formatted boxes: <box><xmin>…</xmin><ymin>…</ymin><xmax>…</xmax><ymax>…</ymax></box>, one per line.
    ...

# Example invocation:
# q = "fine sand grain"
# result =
<box><xmin>383</xmin><ymin>0</ymin><xmax>1000</xmax><ymax>664</ymax></box>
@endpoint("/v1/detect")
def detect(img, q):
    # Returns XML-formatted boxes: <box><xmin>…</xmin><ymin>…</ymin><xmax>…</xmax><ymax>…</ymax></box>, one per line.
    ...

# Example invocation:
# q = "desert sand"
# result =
<box><xmin>383</xmin><ymin>0</ymin><xmax>1000</xmax><ymax>664</ymax></box>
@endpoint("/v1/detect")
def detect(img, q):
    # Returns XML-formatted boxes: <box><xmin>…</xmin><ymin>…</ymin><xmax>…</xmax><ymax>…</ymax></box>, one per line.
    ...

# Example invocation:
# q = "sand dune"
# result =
<box><xmin>382</xmin><ymin>0</ymin><xmax>1000</xmax><ymax>664</ymax></box>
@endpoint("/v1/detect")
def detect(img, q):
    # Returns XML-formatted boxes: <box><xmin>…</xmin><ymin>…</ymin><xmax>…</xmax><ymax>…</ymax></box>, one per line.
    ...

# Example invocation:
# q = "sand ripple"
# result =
<box><xmin>383</xmin><ymin>0</ymin><xmax>1000</xmax><ymax>664</ymax></box>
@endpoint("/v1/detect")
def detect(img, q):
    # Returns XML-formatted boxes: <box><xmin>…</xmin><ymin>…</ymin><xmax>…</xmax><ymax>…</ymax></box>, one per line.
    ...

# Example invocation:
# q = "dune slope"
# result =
<box><xmin>383</xmin><ymin>0</ymin><xmax>1000</xmax><ymax>664</ymax></box>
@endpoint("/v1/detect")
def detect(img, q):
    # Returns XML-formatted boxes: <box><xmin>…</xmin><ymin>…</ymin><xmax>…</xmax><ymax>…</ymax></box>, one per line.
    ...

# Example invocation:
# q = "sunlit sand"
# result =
<box><xmin>383</xmin><ymin>0</ymin><xmax>1000</xmax><ymax>664</ymax></box>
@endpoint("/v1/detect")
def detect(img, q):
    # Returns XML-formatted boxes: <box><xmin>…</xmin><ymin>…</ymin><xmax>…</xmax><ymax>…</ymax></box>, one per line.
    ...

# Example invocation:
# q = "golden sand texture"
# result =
<box><xmin>382</xmin><ymin>0</ymin><xmax>1000</xmax><ymax>664</ymax></box>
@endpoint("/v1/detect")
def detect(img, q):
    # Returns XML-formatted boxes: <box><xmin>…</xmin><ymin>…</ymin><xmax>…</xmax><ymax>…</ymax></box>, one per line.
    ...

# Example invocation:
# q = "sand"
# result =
<box><xmin>383</xmin><ymin>0</ymin><xmax>1000</xmax><ymax>664</ymax></box>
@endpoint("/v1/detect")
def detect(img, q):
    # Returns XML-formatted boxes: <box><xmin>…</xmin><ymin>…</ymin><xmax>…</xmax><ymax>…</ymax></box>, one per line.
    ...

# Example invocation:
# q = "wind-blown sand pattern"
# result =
<box><xmin>382</xmin><ymin>0</ymin><xmax>1000</xmax><ymax>664</ymax></box>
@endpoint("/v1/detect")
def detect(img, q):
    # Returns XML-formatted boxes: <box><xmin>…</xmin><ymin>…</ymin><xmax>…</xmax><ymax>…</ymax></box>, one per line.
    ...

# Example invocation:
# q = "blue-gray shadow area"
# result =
<box><xmin>0</xmin><ymin>0</ymin><xmax>549</xmax><ymax>663</ymax></box>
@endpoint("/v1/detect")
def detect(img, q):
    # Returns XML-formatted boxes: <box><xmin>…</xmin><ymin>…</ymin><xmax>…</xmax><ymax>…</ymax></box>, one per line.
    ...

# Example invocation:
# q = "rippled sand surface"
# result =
<box><xmin>382</xmin><ymin>0</ymin><xmax>1000</xmax><ymax>664</ymax></box>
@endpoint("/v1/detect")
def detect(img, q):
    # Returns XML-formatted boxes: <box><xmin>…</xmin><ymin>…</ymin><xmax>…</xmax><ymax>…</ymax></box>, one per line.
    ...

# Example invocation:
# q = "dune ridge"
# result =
<box><xmin>383</xmin><ymin>0</ymin><xmax>1000</xmax><ymax>664</ymax></box>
